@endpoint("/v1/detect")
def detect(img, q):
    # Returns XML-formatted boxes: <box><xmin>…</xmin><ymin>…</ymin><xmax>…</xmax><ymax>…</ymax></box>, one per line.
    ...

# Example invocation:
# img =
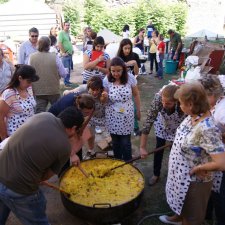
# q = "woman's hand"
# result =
<box><xmin>190</xmin><ymin>165</ymin><xmax>210</xmax><ymax>180</ymax></box>
<box><xmin>100</xmin><ymin>91</ymin><xmax>108</xmax><ymax>103</ymax></box>
<box><xmin>70</xmin><ymin>154</ymin><xmax>80</xmax><ymax>166</ymax></box>
<box><xmin>140</xmin><ymin>147</ymin><xmax>148</xmax><ymax>159</ymax></box>
<box><xmin>126</xmin><ymin>60</ymin><xmax>137</xmax><ymax>67</ymax></box>
<box><xmin>97</xmin><ymin>55</ymin><xmax>105</xmax><ymax>62</ymax></box>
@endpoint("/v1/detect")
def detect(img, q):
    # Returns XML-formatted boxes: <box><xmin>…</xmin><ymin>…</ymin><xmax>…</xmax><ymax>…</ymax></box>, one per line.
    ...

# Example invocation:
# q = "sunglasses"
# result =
<box><xmin>31</xmin><ymin>35</ymin><xmax>38</xmax><ymax>38</ymax></box>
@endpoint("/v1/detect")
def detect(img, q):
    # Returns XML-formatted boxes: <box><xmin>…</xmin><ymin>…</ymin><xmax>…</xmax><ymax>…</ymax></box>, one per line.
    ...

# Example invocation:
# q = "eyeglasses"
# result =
<box><xmin>31</xmin><ymin>35</ymin><xmax>38</xmax><ymax>38</ymax></box>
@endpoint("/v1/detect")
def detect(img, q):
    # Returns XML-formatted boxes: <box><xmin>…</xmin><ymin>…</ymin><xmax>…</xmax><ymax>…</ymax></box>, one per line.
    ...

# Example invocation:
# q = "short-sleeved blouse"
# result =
<box><xmin>166</xmin><ymin>116</ymin><xmax>224</xmax><ymax>215</ymax></box>
<box><xmin>103</xmin><ymin>73</ymin><xmax>137</xmax><ymax>135</ymax></box>
<box><xmin>82</xmin><ymin>50</ymin><xmax>110</xmax><ymax>82</ymax></box>
<box><xmin>1</xmin><ymin>87</ymin><xmax>36</xmax><ymax>136</ymax></box>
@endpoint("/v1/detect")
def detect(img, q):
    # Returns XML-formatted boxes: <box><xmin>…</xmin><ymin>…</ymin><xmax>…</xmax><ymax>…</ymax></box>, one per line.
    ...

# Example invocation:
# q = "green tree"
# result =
<box><xmin>0</xmin><ymin>0</ymin><xmax>9</xmax><ymax>3</ymax></box>
<box><xmin>84</xmin><ymin>0</ymin><xmax>107</xmax><ymax>31</ymax></box>
<box><xmin>63</xmin><ymin>0</ymin><xmax>81</xmax><ymax>36</ymax></box>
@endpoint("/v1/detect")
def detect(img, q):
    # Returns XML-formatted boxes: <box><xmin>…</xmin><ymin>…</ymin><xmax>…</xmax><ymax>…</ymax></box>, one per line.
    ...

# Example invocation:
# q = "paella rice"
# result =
<box><xmin>60</xmin><ymin>158</ymin><xmax>144</xmax><ymax>207</ymax></box>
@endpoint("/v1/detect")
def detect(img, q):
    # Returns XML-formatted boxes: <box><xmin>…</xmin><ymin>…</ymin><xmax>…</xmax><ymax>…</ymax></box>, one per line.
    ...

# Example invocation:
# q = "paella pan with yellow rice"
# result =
<box><xmin>60</xmin><ymin>158</ymin><xmax>145</xmax><ymax>224</ymax></box>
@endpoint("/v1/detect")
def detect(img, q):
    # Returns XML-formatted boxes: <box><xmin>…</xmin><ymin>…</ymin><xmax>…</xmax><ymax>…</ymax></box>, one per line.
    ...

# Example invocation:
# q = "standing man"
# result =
<box><xmin>29</xmin><ymin>36</ymin><xmax>67</xmax><ymax>113</ymax></box>
<box><xmin>0</xmin><ymin>107</ymin><xmax>84</xmax><ymax>224</ymax></box>
<box><xmin>18</xmin><ymin>27</ymin><xmax>39</xmax><ymax>64</ymax></box>
<box><xmin>58</xmin><ymin>21</ymin><xmax>74</xmax><ymax>87</ymax></box>
<box><xmin>167</xmin><ymin>29</ymin><xmax>182</xmax><ymax>61</ymax></box>
<box><xmin>146</xmin><ymin>20</ymin><xmax>155</xmax><ymax>39</ymax></box>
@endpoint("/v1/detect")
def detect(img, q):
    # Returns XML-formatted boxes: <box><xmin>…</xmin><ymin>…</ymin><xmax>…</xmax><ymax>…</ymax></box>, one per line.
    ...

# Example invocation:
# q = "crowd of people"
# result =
<box><xmin>0</xmin><ymin>21</ymin><xmax>224</xmax><ymax>225</ymax></box>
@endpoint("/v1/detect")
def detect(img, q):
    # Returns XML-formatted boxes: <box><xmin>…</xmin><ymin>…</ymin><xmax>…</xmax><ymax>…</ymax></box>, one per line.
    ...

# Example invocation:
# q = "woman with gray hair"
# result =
<box><xmin>29</xmin><ymin>36</ymin><xmax>67</xmax><ymax>113</ymax></box>
<box><xmin>160</xmin><ymin>76</ymin><xmax>225</xmax><ymax>225</ymax></box>
<box><xmin>200</xmin><ymin>74</ymin><xmax>225</xmax><ymax>225</ymax></box>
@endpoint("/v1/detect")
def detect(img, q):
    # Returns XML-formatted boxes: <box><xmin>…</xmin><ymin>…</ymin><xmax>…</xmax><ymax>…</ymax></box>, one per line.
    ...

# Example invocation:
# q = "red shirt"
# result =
<box><xmin>157</xmin><ymin>41</ymin><xmax>165</xmax><ymax>54</ymax></box>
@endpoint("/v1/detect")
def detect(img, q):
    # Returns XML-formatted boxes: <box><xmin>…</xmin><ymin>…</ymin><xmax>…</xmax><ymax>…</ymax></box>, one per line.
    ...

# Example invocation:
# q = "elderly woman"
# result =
<box><xmin>0</xmin><ymin>65</ymin><xmax>39</xmax><ymax>140</ymax></box>
<box><xmin>200</xmin><ymin>74</ymin><xmax>225</xmax><ymax>225</ymax></box>
<box><xmin>166</xmin><ymin>83</ymin><xmax>225</xmax><ymax>225</ymax></box>
<box><xmin>140</xmin><ymin>84</ymin><xmax>186</xmax><ymax>186</ymax></box>
<box><xmin>0</xmin><ymin>48</ymin><xmax>13</xmax><ymax>93</ymax></box>
<box><xmin>29</xmin><ymin>36</ymin><xmax>67</xmax><ymax>113</ymax></box>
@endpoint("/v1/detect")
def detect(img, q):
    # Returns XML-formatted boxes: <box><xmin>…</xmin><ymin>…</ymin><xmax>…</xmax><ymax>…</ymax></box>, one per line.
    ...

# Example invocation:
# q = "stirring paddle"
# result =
<box><xmin>102</xmin><ymin>143</ymin><xmax>172</xmax><ymax>177</ymax></box>
<box><xmin>42</xmin><ymin>181</ymin><xmax>70</xmax><ymax>197</ymax></box>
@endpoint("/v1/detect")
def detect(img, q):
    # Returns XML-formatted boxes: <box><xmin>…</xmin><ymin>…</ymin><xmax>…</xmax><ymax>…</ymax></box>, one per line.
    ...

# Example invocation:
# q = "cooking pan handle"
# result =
<box><xmin>93</xmin><ymin>203</ymin><xmax>112</xmax><ymax>208</ymax></box>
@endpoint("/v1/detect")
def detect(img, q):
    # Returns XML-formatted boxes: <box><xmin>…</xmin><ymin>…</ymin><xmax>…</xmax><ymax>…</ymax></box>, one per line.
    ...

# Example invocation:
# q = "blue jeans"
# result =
<box><xmin>111</xmin><ymin>134</ymin><xmax>132</xmax><ymax>161</ymax></box>
<box><xmin>61</xmin><ymin>55</ymin><xmax>72</xmax><ymax>84</ymax></box>
<box><xmin>157</xmin><ymin>54</ymin><xmax>164</xmax><ymax>78</ymax></box>
<box><xmin>0</xmin><ymin>182</ymin><xmax>49</xmax><ymax>225</ymax></box>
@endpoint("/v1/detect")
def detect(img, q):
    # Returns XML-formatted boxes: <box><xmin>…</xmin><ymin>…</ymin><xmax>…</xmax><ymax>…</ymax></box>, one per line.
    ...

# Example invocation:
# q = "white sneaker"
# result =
<box><xmin>159</xmin><ymin>215</ymin><xmax>182</xmax><ymax>225</ymax></box>
<box><xmin>95</xmin><ymin>126</ymin><xmax>102</xmax><ymax>134</ymax></box>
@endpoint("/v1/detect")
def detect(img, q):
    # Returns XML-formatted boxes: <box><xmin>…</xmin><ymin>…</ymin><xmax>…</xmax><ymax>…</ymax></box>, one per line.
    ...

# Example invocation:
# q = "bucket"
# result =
<box><xmin>165</xmin><ymin>60</ymin><xmax>178</xmax><ymax>74</ymax></box>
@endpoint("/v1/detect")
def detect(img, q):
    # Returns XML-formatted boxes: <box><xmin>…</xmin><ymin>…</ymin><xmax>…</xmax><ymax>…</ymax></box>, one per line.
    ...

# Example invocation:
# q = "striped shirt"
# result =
<box><xmin>82</xmin><ymin>50</ymin><xmax>110</xmax><ymax>82</ymax></box>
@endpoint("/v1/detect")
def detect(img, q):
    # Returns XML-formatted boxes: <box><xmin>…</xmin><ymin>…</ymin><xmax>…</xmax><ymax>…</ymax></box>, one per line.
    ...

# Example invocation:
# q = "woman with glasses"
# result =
<box><xmin>0</xmin><ymin>65</ymin><xmax>39</xmax><ymax>140</ymax></box>
<box><xmin>82</xmin><ymin>36</ymin><xmax>110</xmax><ymax>84</ymax></box>
<box><xmin>103</xmin><ymin>57</ymin><xmax>141</xmax><ymax>161</ymax></box>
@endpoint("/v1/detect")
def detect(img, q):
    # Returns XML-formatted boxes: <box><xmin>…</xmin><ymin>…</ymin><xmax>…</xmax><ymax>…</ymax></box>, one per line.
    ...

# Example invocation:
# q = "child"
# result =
<box><xmin>103</xmin><ymin>57</ymin><xmax>141</xmax><ymax>161</ymax></box>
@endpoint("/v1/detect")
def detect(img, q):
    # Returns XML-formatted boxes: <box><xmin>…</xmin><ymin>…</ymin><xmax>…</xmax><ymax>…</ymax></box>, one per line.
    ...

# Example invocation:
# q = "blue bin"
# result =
<box><xmin>165</xmin><ymin>60</ymin><xmax>178</xmax><ymax>74</ymax></box>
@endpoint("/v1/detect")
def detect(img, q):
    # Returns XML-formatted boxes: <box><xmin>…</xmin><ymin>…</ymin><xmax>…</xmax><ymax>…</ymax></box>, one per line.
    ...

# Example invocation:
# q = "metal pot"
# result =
<box><xmin>60</xmin><ymin>158</ymin><xmax>145</xmax><ymax>224</ymax></box>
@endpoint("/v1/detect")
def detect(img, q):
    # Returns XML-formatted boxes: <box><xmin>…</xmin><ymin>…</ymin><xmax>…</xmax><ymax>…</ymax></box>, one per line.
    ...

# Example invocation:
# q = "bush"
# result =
<box><xmin>63</xmin><ymin>0</ymin><xmax>81</xmax><ymax>36</ymax></box>
<box><xmin>62</xmin><ymin>0</ymin><xmax>188</xmax><ymax>38</ymax></box>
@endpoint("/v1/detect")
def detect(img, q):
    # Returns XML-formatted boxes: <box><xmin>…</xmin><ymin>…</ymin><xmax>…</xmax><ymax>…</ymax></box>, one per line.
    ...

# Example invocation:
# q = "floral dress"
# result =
<box><xmin>103</xmin><ymin>73</ymin><xmax>137</xmax><ymax>135</ymax></box>
<box><xmin>166</xmin><ymin>116</ymin><xmax>224</xmax><ymax>215</ymax></box>
<box><xmin>1</xmin><ymin>87</ymin><xmax>36</xmax><ymax>136</ymax></box>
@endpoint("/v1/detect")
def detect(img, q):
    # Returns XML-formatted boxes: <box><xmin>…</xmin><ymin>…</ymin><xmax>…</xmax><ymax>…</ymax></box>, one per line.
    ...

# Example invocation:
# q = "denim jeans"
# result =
<box><xmin>61</xmin><ymin>55</ymin><xmax>72</xmax><ymax>84</ymax></box>
<box><xmin>157</xmin><ymin>54</ymin><xmax>164</xmax><ymax>78</ymax></box>
<box><xmin>153</xmin><ymin>136</ymin><xmax>166</xmax><ymax>177</ymax></box>
<box><xmin>111</xmin><ymin>134</ymin><xmax>132</xmax><ymax>161</ymax></box>
<box><xmin>0</xmin><ymin>182</ymin><xmax>49</xmax><ymax>225</ymax></box>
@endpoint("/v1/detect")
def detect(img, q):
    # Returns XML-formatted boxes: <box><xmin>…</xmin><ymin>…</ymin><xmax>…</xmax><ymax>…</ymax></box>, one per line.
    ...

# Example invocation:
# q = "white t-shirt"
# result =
<box><xmin>214</xmin><ymin>97</ymin><xmax>225</xmax><ymax>132</ymax></box>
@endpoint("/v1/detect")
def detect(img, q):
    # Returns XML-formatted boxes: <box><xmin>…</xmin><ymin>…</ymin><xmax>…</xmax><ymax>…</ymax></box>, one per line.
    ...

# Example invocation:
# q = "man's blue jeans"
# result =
<box><xmin>0</xmin><ymin>182</ymin><xmax>49</xmax><ymax>225</ymax></box>
<box><xmin>61</xmin><ymin>55</ymin><xmax>72</xmax><ymax>85</ymax></box>
<box><xmin>110</xmin><ymin>134</ymin><xmax>132</xmax><ymax>161</ymax></box>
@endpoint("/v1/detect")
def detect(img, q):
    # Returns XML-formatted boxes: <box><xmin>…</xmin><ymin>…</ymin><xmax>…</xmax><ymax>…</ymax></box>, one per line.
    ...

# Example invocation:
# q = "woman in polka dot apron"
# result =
<box><xmin>140</xmin><ymin>84</ymin><xmax>186</xmax><ymax>186</ymax></box>
<box><xmin>166</xmin><ymin>83</ymin><xmax>225</xmax><ymax>225</ymax></box>
<box><xmin>103</xmin><ymin>57</ymin><xmax>141</xmax><ymax>161</ymax></box>
<box><xmin>0</xmin><ymin>65</ymin><xmax>39</xmax><ymax>141</ymax></box>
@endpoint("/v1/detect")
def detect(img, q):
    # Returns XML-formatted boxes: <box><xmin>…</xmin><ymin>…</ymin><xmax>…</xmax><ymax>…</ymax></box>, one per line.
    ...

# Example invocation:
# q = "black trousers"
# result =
<box><xmin>205</xmin><ymin>172</ymin><xmax>225</xmax><ymax>225</ymax></box>
<box><xmin>149</xmin><ymin>53</ymin><xmax>158</xmax><ymax>72</ymax></box>
<box><xmin>153</xmin><ymin>137</ymin><xmax>166</xmax><ymax>177</ymax></box>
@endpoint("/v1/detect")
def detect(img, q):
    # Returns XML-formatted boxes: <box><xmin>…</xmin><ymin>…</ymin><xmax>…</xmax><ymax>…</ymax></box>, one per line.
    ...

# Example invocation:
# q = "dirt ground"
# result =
<box><xmin>7</xmin><ymin>50</ymin><xmax>181</xmax><ymax>225</ymax></box>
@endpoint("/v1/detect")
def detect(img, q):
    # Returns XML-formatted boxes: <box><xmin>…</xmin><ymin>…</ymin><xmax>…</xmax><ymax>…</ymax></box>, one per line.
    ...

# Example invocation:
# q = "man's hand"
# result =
<box><xmin>70</xmin><ymin>154</ymin><xmax>80</xmax><ymax>166</ymax></box>
<box><xmin>173</xmin><ymin>53</ymin><xmax>177</xmax><ymax>60</ymax></box>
